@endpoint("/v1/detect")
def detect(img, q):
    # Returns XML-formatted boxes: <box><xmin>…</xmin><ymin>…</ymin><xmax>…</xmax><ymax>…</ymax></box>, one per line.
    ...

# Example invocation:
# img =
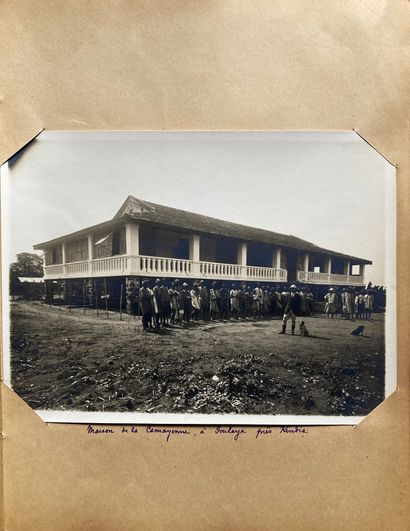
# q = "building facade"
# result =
<box><xmin>34</xmin><ymin>196</ymin><xmax>371</xmax><ymax>308</ymax></box>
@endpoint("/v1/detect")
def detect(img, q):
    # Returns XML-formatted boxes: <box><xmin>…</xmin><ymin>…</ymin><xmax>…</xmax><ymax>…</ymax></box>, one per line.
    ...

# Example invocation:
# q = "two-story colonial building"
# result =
<box><xmin>33</xmin><ymin>196</ymin><xmax>371</xmax><ymax>310</ymax></box>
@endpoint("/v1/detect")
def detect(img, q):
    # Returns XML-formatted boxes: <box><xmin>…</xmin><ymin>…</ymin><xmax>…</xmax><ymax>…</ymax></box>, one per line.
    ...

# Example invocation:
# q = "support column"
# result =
<box><xmin>324</xmin><ymin>257</ymin><xmax>332</xmax><ymax>282</ymax></box>
<box><xmin>87</xmin><ymin>235</ymin><xmax>93</xmax><ymax>274</ymax></box>
<box><xmin>359</xmin><ymin>264</ymin><xmax>365</xmax><ymax>278</ymax></box>
<box><xmin>45</xmin><ymin>280</ymin><xmax>54</xmax><ymax>305</ymax></box>
<box><xmin>61</xmin><ymin>242</ymin><xmax>66</xmax><ymax>276</ymax></box>
<box><xmin>272</xmin><ymin>248</ymin><xmax>282</xmax><ymax>270</ymax></box>
<box><xmin>303</xmin><ymin>253</ymin><xmax>310</xmax><ymax>271</ymax></box>
<box><xmin>125</xmin><ymin>223</ymin><xmax>140</xmax><ymax>274</ymax></box>
<box><xmin>343</xmin><ymin>260</ymin><xmax>350</xmax><ymax>276</ymax></box>
<box><xmin>125</xmin><ymin>223</ymin><xmax>140</xmax><ymax>255</ymax></box>
<box><xmin>324</xmin><ymin>257</ymin><xmax>332</xmax><ymax>273</ymax></box>
<box><xmin>237</xmin><ymin>242</ymin><xmax>248</xmax><ymax>278</ymax></box>
<box><xmin>189</xmin><ymin>234</ymin><xmax>201</xmax><ymax>276</ymax></box>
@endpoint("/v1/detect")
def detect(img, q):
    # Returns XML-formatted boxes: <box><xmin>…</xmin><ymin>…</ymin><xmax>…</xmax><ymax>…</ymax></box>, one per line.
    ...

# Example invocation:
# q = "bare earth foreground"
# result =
<box><xmin>10</xmin><ymin>301</ymin><xmax>385</xmax><ymax>417</ymax></box>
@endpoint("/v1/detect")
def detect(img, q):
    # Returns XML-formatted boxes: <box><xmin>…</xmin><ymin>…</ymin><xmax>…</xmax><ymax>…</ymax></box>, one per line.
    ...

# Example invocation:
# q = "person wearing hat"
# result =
<box><xmin>230</xmin><ymin>283</ymin><xmax>240</xmax><ymax>319</ymax></box>
<box><xmin>219</xmin><ymin>283</ymin><xmax>229</xmax><ymax>320</ymax></box>
<box><xmin>139</xmin><ymin>279</ymin><xmax>154</xmax><ymax>331</ymax></box>
<box><xmin>363</xmin><ymin>289</ymin><xmax>374</xmax><ymax>320</ymax></box>
<box><xmin>342</xmin><ymin>287</ymin><xmax>354</xmax><ymax>320</ymax></box>
<box><xmin>182</xmin><ymin>282</ymin><xmax>192</xmax><ymax>323</ymax></box>
<box><xmin>278</xmin><ymin>284</ymin><xmax>302</xmax><ymax>334</ymax></box>
<box><xmin>324</xmin><ymin>287</ymin><xmax>338</xmax><ymax>318</ymax></box>
<box><xmin>199</xmin><ymin>280</ymin><xmax>210</xmax><ymax>321</ymax></box>
<box><xmin>152</xmin><ymin>278</ymin><xmax>162</xmax><ymax>328</ymax></box>
<box><xmin>209</xmin><ymin>281</ymin><xmax>219</xmax><ymax>320</ymax></box>
<box><xmin>252</xmin><ymin>282</ymin><xmax>263</xmax><ymax>318</ymax></box>
<box><xmin>190</xmin><ymin>282</ymin><xmax>201</xmax><ymax>320</ymax></box>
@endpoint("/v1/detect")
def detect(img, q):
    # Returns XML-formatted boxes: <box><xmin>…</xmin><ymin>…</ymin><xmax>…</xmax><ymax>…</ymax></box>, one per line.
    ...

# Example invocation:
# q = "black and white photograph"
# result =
<box><xmin>1</xmin><ymin>131</ymin><xmax>396</xmax><ymax>424</ymax></box>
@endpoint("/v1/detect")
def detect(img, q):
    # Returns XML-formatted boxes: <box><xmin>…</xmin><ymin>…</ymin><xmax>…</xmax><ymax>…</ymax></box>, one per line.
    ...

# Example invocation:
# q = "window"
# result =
<box><xmin>351</xmin><ymin>264</ymin><xmax>360</xmax><ymax>275</ymax></box>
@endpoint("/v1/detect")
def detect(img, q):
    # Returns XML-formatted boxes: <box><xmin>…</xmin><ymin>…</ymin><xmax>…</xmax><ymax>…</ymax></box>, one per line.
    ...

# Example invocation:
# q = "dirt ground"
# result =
<box><xmin>9</xmin><ymin>301</ymin><xmax>385</xmax><ymax>416</ymax></box>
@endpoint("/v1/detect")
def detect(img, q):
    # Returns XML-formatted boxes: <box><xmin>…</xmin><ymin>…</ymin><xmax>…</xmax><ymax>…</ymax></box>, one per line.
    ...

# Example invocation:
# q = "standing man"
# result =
<box><xmin>198</xmin><ymin>280</ymin><xmax>210</xmax><ymax>321</ymax></box>
<box><xmin>153</xmin><ymin>278</ymin><xmax>162</xmax><ymax>328</ymax></box>
<box><xmin>364</xmin><ymin>290</ymin><xmax>374</xmax><ymax>320</ymax></box>
<box><xmin>342</xmin><ymin>287</ymin><xmax>354</xmax><ymax>320</ymax></box>
<box><xmin>219</xmin><ymin>283</ymin><xmax>229</xmax><ymax>321</ymax></box>
<box><xmin>160</xmin><ymin>278</ymin><xmax>170</xmax><ymax>326</ymax></box>
<box><xmin>190</xmin><ymin>283</ymin><xmax>201</xmax><ymax>320</ymax></box>
<box><xmin>253</xmin><ymin>283</ymin><xmax>263</xmax><ymax>318</ymax></box>
<box><xmin>209</xmin><ymin>282</ymin><xmax>219</xmax><ymax>320</ymax></box>
<box><xmin>139</xmin><ymin>280</ymin><xmax>154</xmax><ymax>331</ymax></box>
<box><xmin>238</xmin><ymin>283</ymin><xmax>246</xmax><ymax>319</ymax></box>
<box><xmin>305</xmin><ymin>288</ymin><xmax>314</xmax><ymax>317</ymax></box>
<box><xmin>182</xmin><ymin>282</ymin><xmax>192</xmax><ymax>323</ymax></box>
<box><xmin>278</xmin><ymin>284</ymin><xmax>301</xmax><ymax>335</ymax></box>
<box><xmin>230</xmin><ymin>283</ymin><xmax>240</xmax><ymax>320</ymax></box>
<box><xmin>324</xmin><ymin>287</ymin><xmax>338</xmax><ymax>318</ymax></box>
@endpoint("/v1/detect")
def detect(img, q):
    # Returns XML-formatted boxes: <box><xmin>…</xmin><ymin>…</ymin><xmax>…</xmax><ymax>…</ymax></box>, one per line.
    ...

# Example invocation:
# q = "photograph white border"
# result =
<box><xmin>0</xmin><ymin>132</ymin><xmax>397</xmax><ymax>426</ymax></box>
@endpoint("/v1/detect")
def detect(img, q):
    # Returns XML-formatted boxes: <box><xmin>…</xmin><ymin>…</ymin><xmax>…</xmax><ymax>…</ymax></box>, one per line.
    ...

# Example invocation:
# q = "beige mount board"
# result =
<box><xmin>0</xmin><ymin>1</ymin><xmax>409</xmax><ymax>530</ymax></box>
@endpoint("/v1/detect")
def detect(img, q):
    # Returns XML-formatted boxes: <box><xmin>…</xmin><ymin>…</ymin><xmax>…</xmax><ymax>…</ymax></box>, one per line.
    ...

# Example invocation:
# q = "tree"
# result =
<box><xmin>10</xmin><ymin>252</ymin><xmax>44</xmax><ymax>278</ymax></box>
<box><xmin>9</xmin><ymin>253</ymin><xmax>44</xmax><ymax>296</ymax></box>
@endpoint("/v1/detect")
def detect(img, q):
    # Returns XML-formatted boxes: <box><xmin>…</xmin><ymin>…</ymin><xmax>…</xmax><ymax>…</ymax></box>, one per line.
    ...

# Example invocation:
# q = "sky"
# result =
<box><xmin>2</xmin><ymin>131</ymin><xmax>395</xmax><ymax>285</ymax></box>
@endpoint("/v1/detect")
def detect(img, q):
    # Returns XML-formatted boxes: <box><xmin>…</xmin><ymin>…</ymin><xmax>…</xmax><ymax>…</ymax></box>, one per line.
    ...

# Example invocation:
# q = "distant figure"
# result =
<box><xmin>153</xmin><ymin>278</ymin><xmax>162</xmax><ymax>327</ymax></box>
<box><xmin>219</xmin><ymin>283</ymin><xmax>229</xmax><ymax>321</ymax></box>
<box><xmin>324</xmin><ymin>288</ymin><xmax>338</xmax><ymax>318</ymax></box>
<box><xmin>168</xmin><ymin>282</ymin><xmax>179</xmax><ymax>324</ymax></box>
<box><xmin>252</xmin><ymin>283</ymin><xmax>263</xmax><ymax>318</ymax></box>
<box><xmin>230</xmin><ymin>283</ymin><xmax>240</xmax><ymax>319</ymax></box>
<box><xmin>190</xmin><ymin>283</ymin><xmax>201</xmax><ymax>320</ymax></box>
<box><xmin>139</xmin><ymin>280</ymin><xmax>154</xmax><ymax>331</ymax></box>
<box><xmin>209</xmin><ymin>282</ymin><xmax>219</xmax><ymax>320</ymax></box>
<box><xmin>364</xmin><ymin>290</ymin><xmax>374</xmax><ymax>320</ymax></box>
<box><xmin>160</xmin><ymin>278</ymin><xmax>170</xmax><ymax>326</ymax></box>
<box><xmin>182</xmin><ymin>282</ymin><xmax>192</xmax><ymax>323</ymax></box>
<box><xmin>342</xmin><ymin>288</ymin><xmax>355</xmax><ymax>320</ymax></box>
<box><xmin>351</xmin><ymin>325</ymin><xmax>365</xmax><ymax>336</ymax></box>
<box><xmin>245</xmin><ymin>286</ymin><xmax>253</xmax><ymax>318</ymax></box>
<box><xmin>355</xmin><ymin>291</ymin><xmax>365</xmax><ymax>319</ymax></box>
<box><xmin>299</xmin><ymin>288</ymin><xmax>307</xmax><ymax>316</ymax></box>
<box><xmin>238</xmin><ymin>284</ymin><xmax>246</xmax><ymax>318</ymax></box>
<box><xmin>199</xmin><ymin>280</ymin><xmax>209</xmax><ymax>320</ymax></box>
<box><xmin>305</xmin><ymin>289</ymin><xmax>314</xmax><ymax>316</ymax></box>
<box><xmin>278</xmin><ymin>284</ymin><xmax>301</xmax><ymax>335</ymax></box>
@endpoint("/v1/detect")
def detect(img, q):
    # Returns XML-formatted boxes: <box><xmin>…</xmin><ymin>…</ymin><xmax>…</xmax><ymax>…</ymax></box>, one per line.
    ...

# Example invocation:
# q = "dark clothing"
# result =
<box><xmin>199</xmin><ymin>286</ymin><xmax>209</xmax><ymax>309</ymax></box>
<box><xmin>283</xmin><ymin>292</ymin><xmax>302</xmax><ymax>315</ymax></box>
<box><xmin>139</xmin><ymin>287</ymin><xmax>153</xmax><ymax>330</ymax></box>
<box><xmin>153</xmin><ymin>285</ymin><xmax>162</xmax><ymax>307</ymax></box>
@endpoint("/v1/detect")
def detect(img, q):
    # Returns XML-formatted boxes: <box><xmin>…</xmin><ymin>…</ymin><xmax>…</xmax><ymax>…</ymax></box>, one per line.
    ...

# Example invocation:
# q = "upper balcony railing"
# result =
<box><xmin>297</xmin><ymin>270</ymin><xmax>364</xmax><ymax>285</ymax></box>
<box><xmin>43</xmin><ymin>255</ymin><xmax>364</xmax><ymax>285</ymax></box>
<box><xmin>43</xmin><ymin>254</ymin><xmax>288</xmax><ymax>282</ymax></box>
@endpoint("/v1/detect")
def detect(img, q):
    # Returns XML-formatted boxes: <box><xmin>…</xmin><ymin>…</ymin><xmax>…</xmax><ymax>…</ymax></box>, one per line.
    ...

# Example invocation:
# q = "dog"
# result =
<box><xmin>299</xmin><ymin>321</ymin><xmax>309</xmax><ymax>337</ymax></box>
<box><xmin>351</xmin><ymin>325</ymin><xmax>365</xmax><ymax>336</ymax></box>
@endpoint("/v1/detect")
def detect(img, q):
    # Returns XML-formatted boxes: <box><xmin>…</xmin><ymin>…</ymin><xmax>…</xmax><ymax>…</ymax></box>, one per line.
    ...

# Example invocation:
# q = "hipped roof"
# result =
<box><xmin>34</xmin><ymin>195</ymin><xmax>372</xmax><ymax>264</ymax></box>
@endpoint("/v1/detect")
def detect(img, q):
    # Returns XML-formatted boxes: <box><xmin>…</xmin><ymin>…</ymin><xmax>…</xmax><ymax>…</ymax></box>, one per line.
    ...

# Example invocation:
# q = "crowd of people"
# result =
<box><xmin>138</xmin><ymin>278</ymin><xmax>314</xmax><ymax>332</ymax></box>
<box><xmin>137</xmin><ymin>278</ymin><xmax>377</xmax><ymax>332</ymax></box>
<box><xmin>324</xmin><ymin>287</ymin><xmax>375</xmax><ymax>321</ymax></box>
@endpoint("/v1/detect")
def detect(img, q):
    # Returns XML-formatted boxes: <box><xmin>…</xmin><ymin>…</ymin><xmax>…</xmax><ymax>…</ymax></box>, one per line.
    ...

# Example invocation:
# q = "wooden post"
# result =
<box><xmin>120</xmin><ymin>283</ymin><xmax>123</xmax><ymax>321</ymax></box>
<box><xmin>104</xmin><ymin>278</ymin><xmax>109</xmax><ymax>318</ymax></box>
<box><xmin>94</xmin><ymin>279</ymin><xmax>99</xmax><ymax>316</ymax></box>
<box><xmin>68</xmin><ymin>280</ymin><xmax>71</xmax><ymax>313</ymax></box>
<box><xmin>83</xmin><ymin>279</ymin><xmax>86</xmax><ymax>315</ymax></box>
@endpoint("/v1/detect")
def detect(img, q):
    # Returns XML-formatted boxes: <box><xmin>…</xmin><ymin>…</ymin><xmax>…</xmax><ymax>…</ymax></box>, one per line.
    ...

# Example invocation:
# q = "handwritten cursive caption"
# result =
<box><xmin>86</xmin><ymin>424</ymin><xmax>308</xmax><ymax>442</ymax></box>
